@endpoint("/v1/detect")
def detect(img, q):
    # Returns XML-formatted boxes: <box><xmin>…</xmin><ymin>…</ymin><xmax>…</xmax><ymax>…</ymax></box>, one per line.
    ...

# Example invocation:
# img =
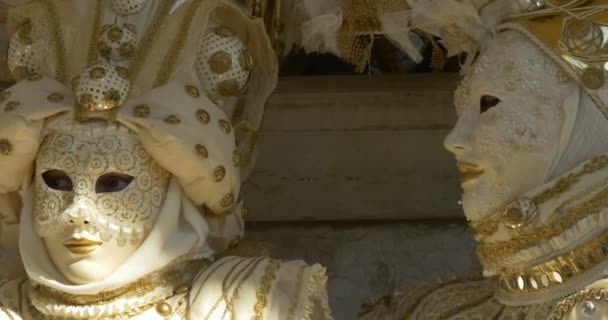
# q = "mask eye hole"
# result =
<box><xmin>42</xmin><ymin>170</ymin><xmax>73</xmax><ymax>191</ymax></box>
<box><xmin>95</xmin><ymin>173</ymin><xmax>134</xmax><ymax>194</ymax></box>
<box><xmin>480</xmin><ymin>95</ymin><xmax>501</xmax><ymax>114</ymax></box>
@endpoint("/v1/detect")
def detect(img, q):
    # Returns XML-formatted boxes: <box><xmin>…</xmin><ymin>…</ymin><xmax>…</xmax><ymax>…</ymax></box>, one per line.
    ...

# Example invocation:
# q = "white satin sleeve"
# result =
<box><xmin>188</xmin><ymin>256</ymin><xmax>333</xmax><ymax>320</ymax></box>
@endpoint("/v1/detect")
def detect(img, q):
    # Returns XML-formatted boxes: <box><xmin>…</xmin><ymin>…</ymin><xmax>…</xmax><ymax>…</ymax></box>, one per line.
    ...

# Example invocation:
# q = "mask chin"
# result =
<box><xmin>42</xmin><ymin>227</ymin><xmax>144</xmax><ymax>285</ymax></box>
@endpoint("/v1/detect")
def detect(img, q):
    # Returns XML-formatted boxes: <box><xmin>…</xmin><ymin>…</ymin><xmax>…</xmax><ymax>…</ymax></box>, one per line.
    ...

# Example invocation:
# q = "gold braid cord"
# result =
<box><xmin>549</xmin><ymin>288</ymin><xmax>608</xmax><ymax>319</ymax></box>
<box><xmin>475</xmin><ymin>155</ymin><xmax>608</xmax><ymax>265</ymax></box>
<box><xmin>251</xmin><ymin>259</ymin><xmax>280</xmax><ymax>320</ymax></box>
<box><xmin>337</xmin><ymin>0</ymin><xmax>408</xmax><ymax>72</ymax></box>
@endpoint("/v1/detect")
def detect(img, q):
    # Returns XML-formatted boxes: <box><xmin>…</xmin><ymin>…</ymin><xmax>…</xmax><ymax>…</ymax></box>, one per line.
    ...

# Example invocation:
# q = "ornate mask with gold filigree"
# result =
<box><xmin>34</xmin><ymin>122</ymin><xmax>171</xmax><ymax>245</ymax></box>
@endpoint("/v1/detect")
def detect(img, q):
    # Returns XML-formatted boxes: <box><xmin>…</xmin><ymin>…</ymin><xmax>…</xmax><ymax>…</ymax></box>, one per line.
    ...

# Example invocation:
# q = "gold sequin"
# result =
<box><xmin>47</xmin><ymin>93</ymin><xmax>64</xmax><ymax>103</ymax></box>
<box><xmin>0</xmin><ymin>139</ymin><xmax>13</xmax><ymax>155</ymax></box>
<box><xmin>107</xmin><ymin>26</ymin><xmax>124</xmax><ymax>42</ymax></box>
<box><xmin>133</xmin><ymin>104</ymin><xmax>150</xmax><ymax>118</ymax></box>
<box><xmin>219</xmin><ymin>119</ymin><xmax>232</xmax><ymax>134</ymax></box>
<box><xmin>0</xmin><ymin>91</ymin><xmax>10</xmax><ymax>104</ymax></box>
<box><xmin>233</xmin><ymin>150</ymin><xmax>241</xmax><ymax>167</ymax></box>
<box><xmin>119</xmin><ymin>42</ymin><xmax>135</xmax><ymax>58</ymax></box>
<box><xmin>208</xmin><ymin>51</ymin><xmax>232</xmax><ymax>74</ymax></box>
<box><xmin>239</xmin><ymin>49</ymin><xmax>254</xmax><ymax>71</ymax></box>
<box><xmin>89</xmin><ymin>67</ymin><xmax>106</xmax><ymax>80</ymax></box>
<box><xmin>195</xmin><ymin>144</ymin><xmax>208</xmax><ymax>158</ymax></box>
<box><xmin>27</xmin><ymin>73</ymin><xmax>42</xmax><ymax>81</ymax></box>
<box><xmin>79</xmin><ymin>94</ymin><xmax>95</xmax><ymax>109</ymax></box>
<box><xmin>213</xmin><ymin>166</ymin><xmax>226</xmax><ymax>182</ymax></box>
<box><xmin>97</xmin><ymin>41</ymin><xmax>112</xmax><ymax>57</ymax></box>
<box><xmin>4</xmin><ymin>101</ymin><xmax>19</xmax><ymax>112</ymax></box>
<box><xmin>103</xmin><ymin>89</ymin><xmax>121</xmax><ymax>108</ymax></box>
<box><xmin>196</xmin><ymin>109</ymin><xmax>210</xmax><ymax>124</ymax></box>
<box><xmin>12</xmin><ymin>66</ymin><xmax>30</xmax><ymax>81</ymax></box>
<box><xmin>221</xmin><ymin>193</ymin><xmax>235</xmax><ymax>208</ymax></box>
<box><xmin>217</xmin><ymin>79</ymin><xmax>240</xmax><ymax>96</ymax></box>
<box><xmin>213</xmin><ymin>26</ymin><xmax>236</xmax><ymax>37</ymax></box>
<box><xmin>164</xmin><ymin>115</ymin><xmax>181</xmax><ymax>124</ymax></box>
<box><xmin>185</xmin><ymin>85</ymin><xmax>200</xmax><ymax>98</ymax></box>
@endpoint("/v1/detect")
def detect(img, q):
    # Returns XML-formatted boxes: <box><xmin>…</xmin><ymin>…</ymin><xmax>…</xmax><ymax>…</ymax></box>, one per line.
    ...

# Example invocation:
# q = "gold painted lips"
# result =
<box><xmin>457</xmin><ymin>162</ymin><xmax>485</xmax><ymax>185</ymax></box>
<box><xmin>63</xmin><ymin>238</ymin><xmax>103</xmax><ymax>255</ymax></box>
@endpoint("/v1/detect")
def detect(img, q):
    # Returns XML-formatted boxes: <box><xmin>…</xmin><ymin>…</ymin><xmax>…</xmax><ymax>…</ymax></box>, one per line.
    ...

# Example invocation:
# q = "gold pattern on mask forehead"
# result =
<box><xmin>34</xmin><ymin>131</ymin><xmax>171</xmax><ymax>243</ymax></box>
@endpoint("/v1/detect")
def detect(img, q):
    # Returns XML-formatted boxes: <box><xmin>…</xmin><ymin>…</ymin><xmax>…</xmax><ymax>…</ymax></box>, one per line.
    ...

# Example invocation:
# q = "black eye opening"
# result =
<box><xmin>42</xmin><ymin>170</ymin><xmax>73</xmax><ymax>191</ymax></box>
<box><xmin>95</xmin><ymin>173</ymin><xmax>134</xmax><ymax>194</ymax></box>
<box><xmin>480</xmin><ymin>95</ymin><xmax>501</xmax><ymax>114</ymax></box>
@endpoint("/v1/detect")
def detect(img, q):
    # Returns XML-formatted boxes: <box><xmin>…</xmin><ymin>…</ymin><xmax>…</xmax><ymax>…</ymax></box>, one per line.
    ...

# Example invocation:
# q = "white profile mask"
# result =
<box><xmin>444</xmin><ymin>31</ymin><xmax>578</xmax><ymax>222</ymax></box>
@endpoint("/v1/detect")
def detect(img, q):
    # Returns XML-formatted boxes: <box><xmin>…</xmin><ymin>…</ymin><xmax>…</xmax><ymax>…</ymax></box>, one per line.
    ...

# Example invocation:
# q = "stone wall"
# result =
<box><xmin>247</xmin><ymin>221</ymin><xmax>480</xmax><ymax>319</ymax></box>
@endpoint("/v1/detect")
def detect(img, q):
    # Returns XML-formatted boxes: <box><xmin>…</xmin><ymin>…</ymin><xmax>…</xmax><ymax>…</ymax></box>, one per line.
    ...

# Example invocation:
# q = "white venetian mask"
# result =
<box><xmin>445</xmin><ymin>31</ymin><xmax>578</xmax><ymax>222</ymax></box>
<box><xmin>34</xmin><ymin>125</ymin><xmax>171</xmax><ymax>284</ymax></box>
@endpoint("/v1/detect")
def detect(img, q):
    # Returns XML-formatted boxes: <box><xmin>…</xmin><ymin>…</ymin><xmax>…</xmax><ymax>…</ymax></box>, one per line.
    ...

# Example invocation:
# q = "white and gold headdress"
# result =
<box><xmin>0</xmin><ymin>0</ymin><xmax>278</xmax><ymax>257</ymax></box>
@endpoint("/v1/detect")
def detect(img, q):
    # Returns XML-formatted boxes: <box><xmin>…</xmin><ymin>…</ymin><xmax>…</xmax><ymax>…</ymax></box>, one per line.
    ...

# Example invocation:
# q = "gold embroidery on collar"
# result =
<box><xmin>478</xmin><ymin>184</ymin><xmax>608</xmax><ymax>265</ymax></box>
<box><xmin>549</xmin><ymin>288</ymin><xmax>608</xmax><ymax>320</ymax></box>
<box><xmin>471</xmin><ymin>154</ymin><xmax>608</xmax><ymax>238</ymax></box>
<box><xmin>498</xmin><ymin>231</ymin><xmax>608</xmax><ymax>295</ymax></box>
<box><xmin>30</xmin><ymin>259</ymin><xmax>208</xmax><ymax>306</ymax></box>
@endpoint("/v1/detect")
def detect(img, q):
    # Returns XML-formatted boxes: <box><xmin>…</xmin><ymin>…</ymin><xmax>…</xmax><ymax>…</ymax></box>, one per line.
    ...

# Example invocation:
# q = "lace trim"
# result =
<box><xmin>301</xmin><ymin>264</ymin><xmax>333</xmax><ymax>320</ymax></box>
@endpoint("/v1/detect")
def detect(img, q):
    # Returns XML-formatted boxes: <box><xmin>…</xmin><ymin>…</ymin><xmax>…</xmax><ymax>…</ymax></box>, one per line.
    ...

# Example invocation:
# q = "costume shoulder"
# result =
<box><xmin>188</xmin><ymin>256</ymin><xmax>333</xmax><ymax>320</ymax></box>
<box><xmin>357</xmin><ymin>277</ymin><xmax>556</xmax><ymax>320</ymax></box>
<box><xmin>0</xmin><ymin>278</ymin><xmax>26</xmax><ymax>319</ymax></box>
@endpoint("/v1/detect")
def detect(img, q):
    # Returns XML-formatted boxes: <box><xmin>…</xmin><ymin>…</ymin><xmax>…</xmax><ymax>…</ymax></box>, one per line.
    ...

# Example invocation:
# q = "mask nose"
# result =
<box><xmin>63</xmin><ymin>199</ymin><xmax>93</xmax><ymax>228</ymax></box>
<box><xmin>444</xmin><ymin>111</ymin><xmax>476</xmax><ymax>157</ymax></box>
